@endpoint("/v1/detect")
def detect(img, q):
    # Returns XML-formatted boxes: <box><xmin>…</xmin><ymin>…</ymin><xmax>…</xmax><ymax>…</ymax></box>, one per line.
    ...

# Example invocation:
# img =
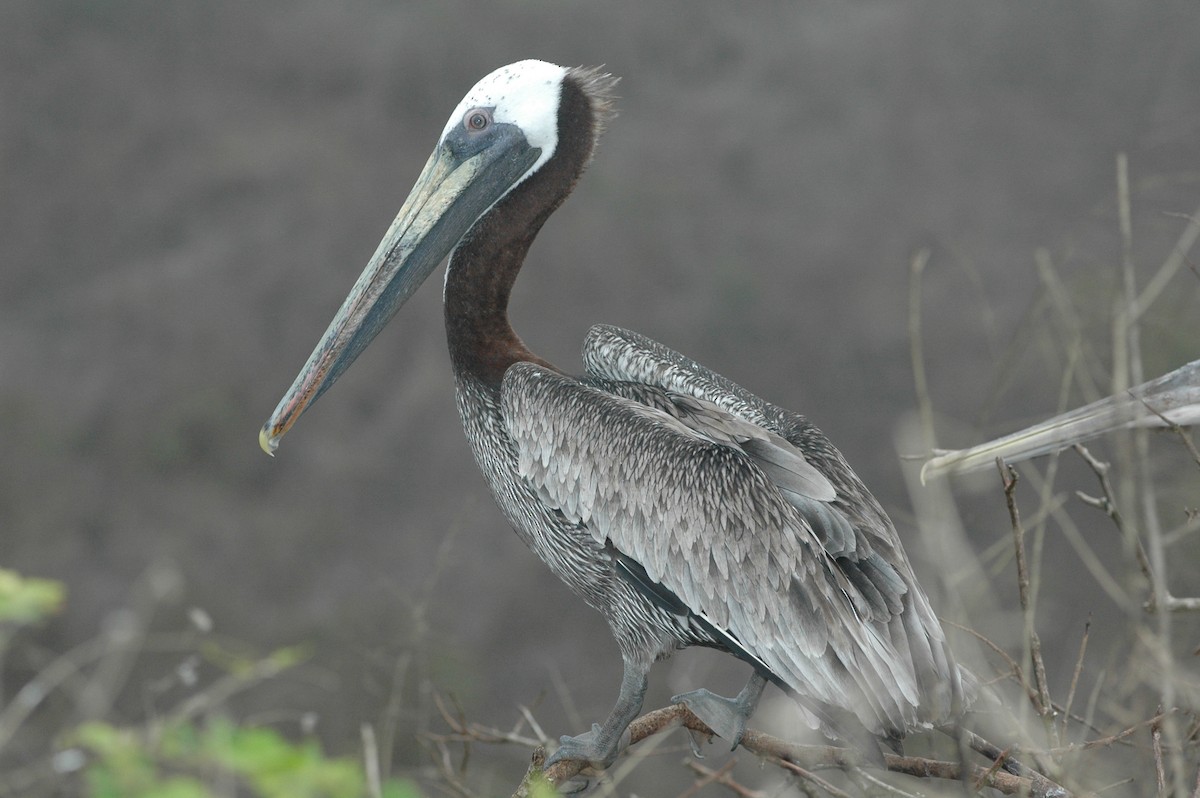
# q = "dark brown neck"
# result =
<box><xmin>443</xmin><ymin>75</ymin><xmax>598</xmax><ymax>388</ymax></box>
<box><xmin>443</xmin><ymin>209</ymin><xmax>555</xmax><ymax>386</ymax></box>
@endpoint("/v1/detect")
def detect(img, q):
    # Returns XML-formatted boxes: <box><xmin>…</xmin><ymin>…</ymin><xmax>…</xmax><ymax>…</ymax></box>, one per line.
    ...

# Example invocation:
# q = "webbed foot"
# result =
<box><xmin>545</xmin><ymin>723</ymin><xmax>631</xmax><ymax>769</ymax></box>
<box><xmin>672</xmin><ymin>672</ymin><xmax>766</xmax><ymax>751</ymax></box>
<box><xmin>672</xmin><ymin>689</ymin><xmax>753</xmax><ymax>749</ymax></box>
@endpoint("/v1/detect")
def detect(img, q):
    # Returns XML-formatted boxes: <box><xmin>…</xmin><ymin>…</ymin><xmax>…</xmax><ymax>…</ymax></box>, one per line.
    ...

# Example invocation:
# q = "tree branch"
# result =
<box><xmin>998</xmin><ymin>459</ymin><xmax>1055</xmax><ymax>728</ymax></box>
<box><xmin>509</xmin><ymin>704</ymin><xmax>1073</xmax><ymax>797</ymax></box>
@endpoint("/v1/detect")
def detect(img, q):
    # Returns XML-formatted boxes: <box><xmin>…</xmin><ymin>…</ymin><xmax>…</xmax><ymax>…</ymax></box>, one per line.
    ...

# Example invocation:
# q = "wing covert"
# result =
<box><xmin>500</xmin><ymin>362</ymin><xmax>924</xmax><ymax>731</ymax></box>
<box><xmin>577</xmin><ymin>324</ymin><xmax>964</xmax><ymax>724</ymax></box>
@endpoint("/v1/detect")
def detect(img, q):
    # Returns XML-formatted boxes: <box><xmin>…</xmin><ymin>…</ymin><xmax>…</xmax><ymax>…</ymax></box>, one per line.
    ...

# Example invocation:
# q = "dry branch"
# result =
<box><xmin>502</xmin><ymin>703</ymin><xmax>1074</xmax><ymax>797</ymax></box>
<box><xmin>998</xmin><ymin>460</ymin><xmax>1054</xmax><ymax>726</ymax></box>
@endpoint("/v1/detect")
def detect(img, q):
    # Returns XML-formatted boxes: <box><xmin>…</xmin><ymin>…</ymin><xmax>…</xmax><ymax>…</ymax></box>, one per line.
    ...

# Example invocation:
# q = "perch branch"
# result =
<box><xmin>505</xmin><ymin>703</ymin><xmax>1072</xmax><ymax>797</ymax></box>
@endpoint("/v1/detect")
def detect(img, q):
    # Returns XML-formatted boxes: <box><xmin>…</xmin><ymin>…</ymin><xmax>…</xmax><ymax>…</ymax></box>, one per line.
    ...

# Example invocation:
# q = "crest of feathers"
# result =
<box><xmin>567</xmin><ymin>65</ymin><xmax>620</xmax><ymax>142</ymax></box>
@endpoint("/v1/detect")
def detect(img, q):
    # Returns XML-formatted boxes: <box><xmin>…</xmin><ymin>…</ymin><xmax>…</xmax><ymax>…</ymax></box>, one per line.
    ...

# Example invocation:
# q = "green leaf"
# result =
<box><xmin>135</xmin><ymin>776</ymin><xmax>213</xmax><ymax>798</ymax></box>
<box><xmin>74</xmin><ymin>722</ymin><xmax>161</xmax><ymax>797</ymax></box>
<box><xmin>381</xmin><ymin>779</ymin><xmax>424</xmax><ymax>798</ymax></box>
<box><xmin>0</xmin><ymin>568</ymin><xmax>65</xmax><ymax>624</ymax></box>
<box><xmin>74</xmin><ymin>711</ymin><xmax>421</xmax><ymax>797</ymax></box>
<box><xmin>193</xmin><ymin>718</ymin><xmax>366</xmax><ymax>797</ymax></box>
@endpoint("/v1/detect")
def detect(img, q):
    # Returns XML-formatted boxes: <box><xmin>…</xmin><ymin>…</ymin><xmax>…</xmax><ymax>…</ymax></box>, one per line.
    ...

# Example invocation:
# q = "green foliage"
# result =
<box><xmin>74</xmin><ymin>722</ymin><xmax>209</xmax><ymax>798</ymax></box>
<box><xmin>0</xmin><ymin>568</ymin><xmax>421</xmax><ymax>798</ymax></box>
<box><xmin>200</xmin><ymin>639</ymin><xmax>312</xmax><ymax>678</ymax></box>
<box><xmin>526</xmin><ymin>775</ymin><xmax>561</xmax><ymax>798</ymax></box>
<box><xmin>73</xmin><ymin>718</ymin><xmax>422</xmax><ymax>798</ymax></box>
<box><xmin>0</xmin><ymin>567</ymin><xmax>65</xmax><ymax>625</ymax></box>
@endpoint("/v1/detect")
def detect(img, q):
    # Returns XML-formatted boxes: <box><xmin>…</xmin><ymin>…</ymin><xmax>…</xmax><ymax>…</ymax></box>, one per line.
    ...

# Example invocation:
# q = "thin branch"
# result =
<box><xmin>362</xmin><ymin>723</ymin><xmax>383</xmax><ymax>798</ymax></box>
<box><xmin>517</xmin><ymin>704</ymin><xmax>550</xmax><ymax>746</ymax></box>
<box><xmin>1073</xmin><ymin>444</ymin><xmax>1155</xmax><ymax>592</ymax></box>
<box><xmin>1061</xmin><ymin>617</ymin><xmax>1091</xmax><ymax>743</ymax></box>
<box><xmin>773</xmin><ymin>759</ymin><xmax>853</xmax><ymax>798</ymax></box>
<box><xmin>505</xmin><ymin>703</ymin><xmax>1074</xmax><ymax>797</ymax></box>
<box><xmin>1129</xmin><ymin>386</ymin><xmax>1200</xmax><ymax>471</ymax></box>
<box><xmin>974</xmin><ymin>750</ymin><xmax>1015</xmax><ymax>792</ymax></box>
<box><xmin>1032</xmin><ymin>710</ymin><xmax>1176</xmax><ymax>756</ymax></box>
<box><xmin>998</xmin><ymin>459</ymin><xmax>1054</xmax><ymax>726</ymax></box>
<box><xmin>680</xmin><ymin>759</ymin><xmax>762</xmax><ymax>798</ymax></box>
<box><xmin>940</xmin><ymin>618</ymin><xmax>1112</xmax><ymax>744</ymax></box>
<box><xmin>907</xmin><ymin>247</ymin><xmax>935</xmax><ymax>448</ymax></box>
<box><xmin>1073</xmin><ymin>444</ymin><xmax>1200</xmax><ymax>612</ymax></box>
<box><xmin>942</xmin><ymin>619</ymin><xmax>1041</xmax><ymax>707</ymax></box>
<box><xmin>1153</xmin><ymin>710</ymin><xmax>1166</xmax><ymax>797</ymax></box>
<box><xmin>1129</xmin><ymin>201</ymin><xmax>1200</xmax><ymax>324</ymax></box>
<box><xmin>852</xmin><ymin>768</ymin><xmax>925</xmax><ymax>798</ymax></box>
<box><xmin>431</xmin><ymin>691</ymin><xmax>543</xmax><ymax>749</ymax></box>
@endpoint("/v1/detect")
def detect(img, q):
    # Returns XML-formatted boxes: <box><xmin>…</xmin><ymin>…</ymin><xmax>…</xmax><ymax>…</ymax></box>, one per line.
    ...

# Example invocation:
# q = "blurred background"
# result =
<box><xmin>3</xmin><ymin>1</ymin><xmax>1199</xmax><ymax>794</ymax></box>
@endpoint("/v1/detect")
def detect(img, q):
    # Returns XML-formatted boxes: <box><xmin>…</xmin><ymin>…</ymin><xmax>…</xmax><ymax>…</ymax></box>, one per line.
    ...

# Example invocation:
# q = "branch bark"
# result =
<box><xmin>513</xmin><ymin>704</ymin><xmax>1073</xmax><ymax>797</ymax></box>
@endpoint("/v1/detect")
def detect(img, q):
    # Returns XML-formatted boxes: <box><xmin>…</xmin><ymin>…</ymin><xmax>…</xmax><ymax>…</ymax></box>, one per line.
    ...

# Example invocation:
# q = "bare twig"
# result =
<box><xmin>0</xmin><ymin>637</ymin><xmax>109</xmax><ymax>753</ymax></box>
<box><xmin>425</xmin><ymin>732</ymin><xmax>478</xmax><ymax>798</ymax></box>
<box><xmin>431</xmin><ymin>691</ymin><xmax>543</xmax><ymax>749</ymax></box>
<box><xmin>1130</xmin><ymin>388</ymin><xmax>1200</xmax><ymax>470</ymax></box>
<box><xmin>1073</xmin><ymin>444</ymin><xmax>1156</xmax><ymax>592</ymax></box>
<box><xmin>973</xmin><ymin>749</ymin><xmax>1015</xmax><ymax>792</ymax></box>
<box><xmin>1095</xmin><ymin>777</ymin><xmax>1137</xmax><ymax>794</ymax></box>
<box><xmin>517</xmin><ymin>704</ymin><xmax>550</xmax><ymax>746</ymax></box>
<box><xmin>907</xmin><ymin>247</ymin><xmax>934</xmax><ymax>446</ymax></box>
<box><xmin>1153</xmin><ymin>710</ymin><xmax>1166</xmax><ymax>796</ymax></box>
<box><xmin>362</xmin><ymin>723</ymin><xmax>383</xmax><ymax>798</ymax></box>
<box><xmin>774</xmin><ymin>759</ymin><xmax>854</xmax><ymax>798</ymax></box>
<box><xmin>1073</xmin><ymin>444</ymin><xmax>1200</xmax><ymax>613</ymax></box>
<box><xmin>1061</xmin><ymin>617</ymin><xmax>1091</xmax><ymax>743</ymax></box>
<box><xmin>1174</xmin><ymin>426</ymin><xmax>1200</xmax><ymax>471</ymax></box>
<box><xmin>1128</xmin><ymin>201</ymin><xmax>1200</xmax><ymax>325</ymax></box>
<box><xmin>943</xmin><ymin>619</ymin><xmax>1041</xmax><ymax>705</ymax></box>
<box><xmin>680</xmin><ymin>759</ymin><xmax>760</xmax><ymax>798</ymax></box>
<box><xmin>998</xmin><ymin>459</ymin><xmax>1054</xmax><ymax>727</ymax></box>
<box><xmin>1032</xmin><ymin>710</ymin><xmax>1175</xmax><ymax>756</ymax></box>
<box><xmin>883</xmin><ymin>748</ymin><xmax>1068</xmax><ymax>798</ymax></box>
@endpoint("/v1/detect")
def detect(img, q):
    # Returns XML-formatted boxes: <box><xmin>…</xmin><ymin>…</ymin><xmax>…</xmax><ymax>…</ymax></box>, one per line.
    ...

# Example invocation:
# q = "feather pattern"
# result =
<box><xmin>497</xmin><ymin>325</ymin><xmax>963</xmax><ymax>736</ymax></box>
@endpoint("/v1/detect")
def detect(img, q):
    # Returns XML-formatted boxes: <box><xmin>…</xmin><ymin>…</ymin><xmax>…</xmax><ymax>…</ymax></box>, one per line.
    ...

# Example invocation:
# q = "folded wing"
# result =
<box><xmin>502</xmin><ymin>335</ymin><xmax>958</xmax><ymax>734</ymax></box>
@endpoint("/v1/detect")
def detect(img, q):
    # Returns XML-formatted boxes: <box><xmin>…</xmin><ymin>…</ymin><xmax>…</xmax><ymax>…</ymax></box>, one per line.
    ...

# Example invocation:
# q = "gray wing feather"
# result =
<box><xmin>601</xmin><ymin>383</ymin><xmax>863</xmax><ymax>559</ymax></box>
<box><xmin>579</xmin><ymin>324</ymin><xmax>963</xmax><ymax>723</ymax></box>
<box><xmin>654</xmin><ymin>392</ymin><xmax>838</xmax><ymax>501</ymax></box>
<box><xmin>501</xmin><ymin>362</ymin><xmax>924</xmax><ymax>733</ymax></box>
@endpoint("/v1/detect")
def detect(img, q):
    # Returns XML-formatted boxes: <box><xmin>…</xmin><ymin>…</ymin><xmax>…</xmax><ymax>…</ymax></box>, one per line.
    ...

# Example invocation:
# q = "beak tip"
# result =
<box><xmin>259</xmin><ymin>425</ymin><xmax>280</xmax><ymax>457</ymax></box>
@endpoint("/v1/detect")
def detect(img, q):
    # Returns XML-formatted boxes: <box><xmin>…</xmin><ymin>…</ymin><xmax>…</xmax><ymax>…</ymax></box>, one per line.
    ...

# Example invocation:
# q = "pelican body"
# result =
<box><xmin>262</xmin><ymin>61</ymin><xmax>963</xmax><ymax>766</ymax></box>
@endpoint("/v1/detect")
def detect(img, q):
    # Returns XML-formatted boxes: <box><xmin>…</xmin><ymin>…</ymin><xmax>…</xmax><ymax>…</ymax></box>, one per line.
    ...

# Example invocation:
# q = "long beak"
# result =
<box><xmin>921</xmin><ymin>358</ymin><xmax>1200</xmax><ymax>481</ymax></box>
<box><xmin>260</xmin><ymin>137</ymin><xmax>539</xmax><ymax>455</ymax></box>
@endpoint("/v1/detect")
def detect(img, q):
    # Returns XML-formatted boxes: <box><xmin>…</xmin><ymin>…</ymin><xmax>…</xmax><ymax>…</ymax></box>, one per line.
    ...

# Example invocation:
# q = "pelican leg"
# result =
<box><xmin>546</xmin><ymin>662</ymin><xmax>648</xmax><ymax>769</ymax></box>
<box><xmin>672</xmin><ymin>671</ymin><xmax>767</xmax><ymax>750</ymax></box>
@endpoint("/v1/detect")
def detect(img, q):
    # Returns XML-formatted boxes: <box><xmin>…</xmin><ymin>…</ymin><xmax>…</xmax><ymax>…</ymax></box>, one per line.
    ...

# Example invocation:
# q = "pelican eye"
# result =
<box><xmin>465</xmin><ymin>108</ymin><xmax>492</xmax><ymax>132</ymax></box>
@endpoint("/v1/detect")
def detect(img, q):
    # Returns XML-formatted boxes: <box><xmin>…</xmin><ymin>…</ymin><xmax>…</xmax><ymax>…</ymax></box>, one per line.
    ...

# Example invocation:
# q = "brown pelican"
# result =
<box><xmin>923</xmin><ymin>358</ymin><xmax>1200</xmax><ymax>480</ymax></box>
<box><xmin>261</xmin><ymin>60</ymin><xmax>963</xmax><ymax>767</ymax></box>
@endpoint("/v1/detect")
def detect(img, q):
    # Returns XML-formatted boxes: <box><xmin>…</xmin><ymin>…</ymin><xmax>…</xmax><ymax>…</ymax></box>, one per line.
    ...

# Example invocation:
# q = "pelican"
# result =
<box><xmin>261</xmin><ymin>60</ymin><xmax>964</xmax><ymax>767</ymax></box>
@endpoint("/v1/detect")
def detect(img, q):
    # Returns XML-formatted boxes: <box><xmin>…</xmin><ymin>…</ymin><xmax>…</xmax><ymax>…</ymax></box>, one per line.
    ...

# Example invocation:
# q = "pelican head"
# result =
<box><xmin>260</xmin><ymin>60</ymin><xmax>603</xmax><ymax>454</ymax></box>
